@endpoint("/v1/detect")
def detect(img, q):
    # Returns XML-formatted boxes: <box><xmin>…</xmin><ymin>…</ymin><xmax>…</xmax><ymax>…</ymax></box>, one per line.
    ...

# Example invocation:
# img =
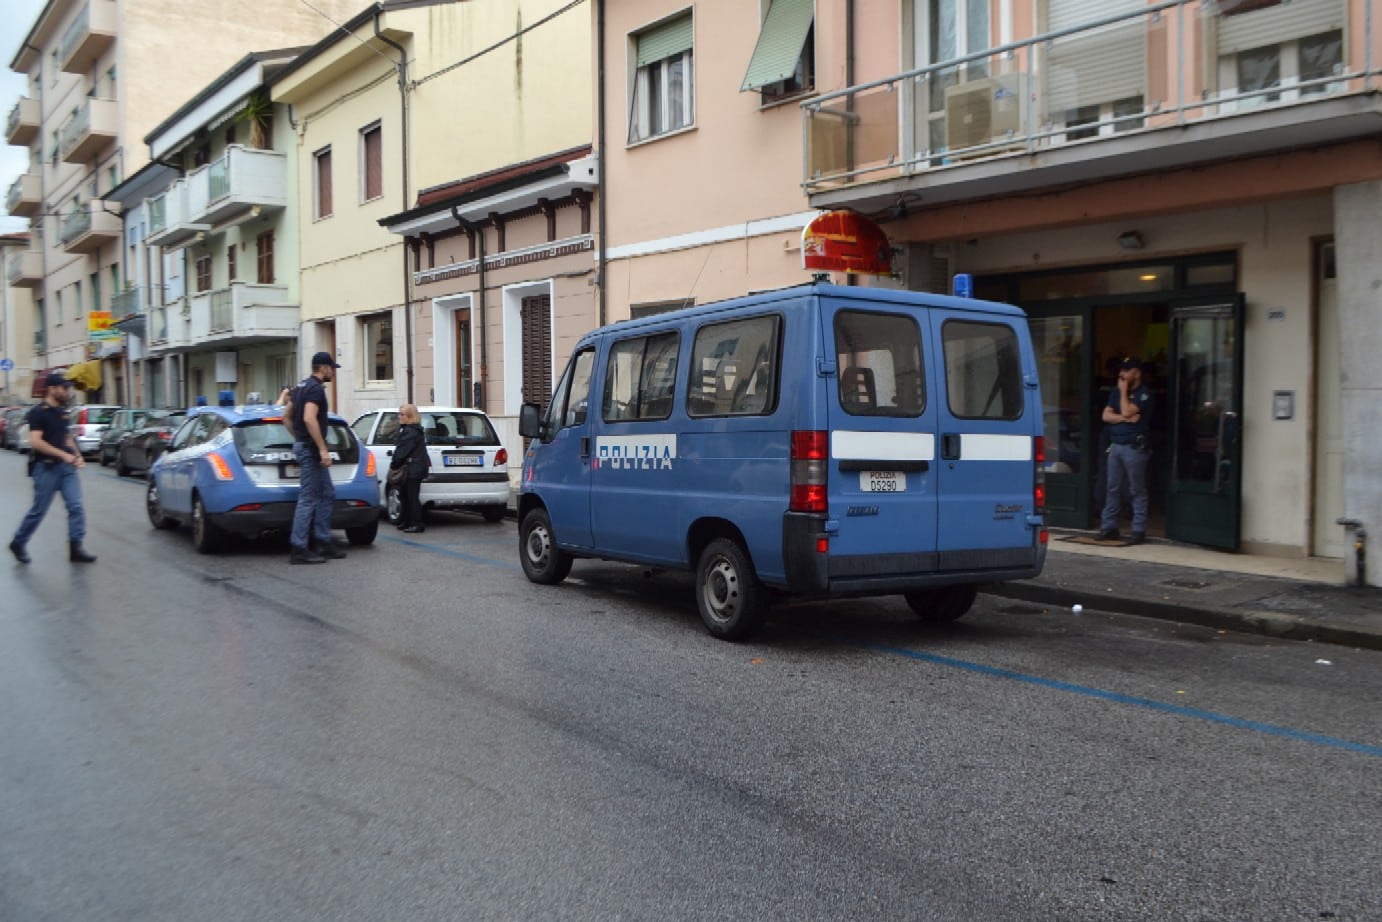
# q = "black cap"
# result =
<box><xmin>1118</xmin><ymin>356</ymin><xmax>1142</xmax><ymax>371</ymax></box>
<box><xmin>45</xmin><ymin>371</ymin><xmax>73</xmax><ymax>387</ymax></box>
<box><xmin>311</xmin><ymin>351</ymin><xmax>341</xmax><ymax>369</ymax></box>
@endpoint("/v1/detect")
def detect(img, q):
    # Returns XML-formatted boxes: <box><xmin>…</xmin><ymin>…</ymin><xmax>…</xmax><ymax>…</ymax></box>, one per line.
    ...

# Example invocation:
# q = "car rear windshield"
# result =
<box><xmin>422</xmin><ymin>412</ymin><xmax>498</xmax><ymax>445</ymax></box>
<box><xmin>233</xmin><ymin>419</ymin><xmax>360</xmax><ymax>464</ymax></box>
<box><xmin>83</xmin><ymin>407</ymin><xmax>117</xmax><ymax>424</ymax></box>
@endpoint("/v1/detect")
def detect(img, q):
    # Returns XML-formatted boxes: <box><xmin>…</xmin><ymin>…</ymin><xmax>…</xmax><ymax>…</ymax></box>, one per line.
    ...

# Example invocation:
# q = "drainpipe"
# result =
<box><xmin>596</xmin><ymin>0</ymin><xmax>607</xmax><ymax>326</ymax></box>
<box><xmin>374</xmin><ymin>8</ymin><xmax>414</xmax><ymax>403</ymax></box>
<box><xmin>452</xmin><ymin>205</ymin><xmax>487</xmax><ymax>410</ymax></box>
<box><xmin>1337</xmin><ymin>517</ymin><xmax>1367</xmax><ymax>587</ymax></box>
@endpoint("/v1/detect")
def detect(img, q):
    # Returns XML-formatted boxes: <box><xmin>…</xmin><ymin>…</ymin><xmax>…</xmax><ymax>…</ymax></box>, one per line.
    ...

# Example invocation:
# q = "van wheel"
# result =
<box><xmin>696</xmin><ymin>538</ymin><xmax>768</xmax><ymax>641</ymax></box>
<box><xmin>904</xmin><ymin>584</ymin><xmax>978</xmax><ymax>623</ymax></box>
<box><xmin>520</xmin><ymin>508</ymin><xmax>571</xmax><ymax>584</ymax></box>
<box><xmin>346</xmin><ymin>520</ymin><xmax>378</xmax><ymax>546</ymax></box>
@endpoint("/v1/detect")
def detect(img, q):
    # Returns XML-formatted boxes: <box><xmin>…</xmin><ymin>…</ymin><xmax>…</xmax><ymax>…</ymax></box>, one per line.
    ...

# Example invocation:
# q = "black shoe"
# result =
<box><xmin>313</xmin><ymin>543</ymin><xmax>347</xmax><ymax>560</ymax></box>
<box><xmin>401</xmin><ymin>525</ymin><xmax>425</xmax><ymax>534</ymax></box>
<box><xmin>1096</xmin><ymin>529</ymin><xmax>1120</xmax><ymax>542</ymax></box>
<box><xmin>69</xmin><ymin>542</ymin><xmax>96</xmax><ymax>563</ymax></box>
<box><xmin>290</xmin><ymin>547</ymin><xmax>326</xmax><ymax>565</ymax></box>
<box><xmin>9</xmin><ymin>540</ymin><xmax>30</xmax><ymax>564</ymax></box>
<box><xmin>1127</xmin><ymin>532</ymin><xmax>1146</xmax><ymax>546</ymax></box>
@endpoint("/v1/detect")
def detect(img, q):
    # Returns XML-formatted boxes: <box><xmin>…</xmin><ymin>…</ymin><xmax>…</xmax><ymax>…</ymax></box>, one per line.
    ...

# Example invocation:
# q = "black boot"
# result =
<box><xmin>9</xmin><ymin>540</ymin><xmax>30</xmax><ymax>564</ymax></box>
<box><xmin>312</xmin><ymin>541</ymin><xmax>347</xmax><ymax>560</ymax></box>
<box><xmin>69</xmin><ymin>542</ymin><xmax>96</xmax><ymax>563</ymax></box>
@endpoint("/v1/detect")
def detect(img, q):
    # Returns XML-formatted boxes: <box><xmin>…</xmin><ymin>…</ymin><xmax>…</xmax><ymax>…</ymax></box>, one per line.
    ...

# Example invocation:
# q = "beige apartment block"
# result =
<box><xmin>603</xmin><ymin>0</ymin><xmax>1382</xmax><ymax>578</ymax></box>
<box><xmin>5</xmin><ymin>0</ymin><xmax>362</xmax><ymax>401</ymax></box>
<box><xmin>273</xmin><ymin>0</ymin><xmax>592</xmax><ymax>424</ymax></box>
<box><xmin>1</xmin><ymin>233</ymin><xmax>36</xmax><ymax>403</ymax></box>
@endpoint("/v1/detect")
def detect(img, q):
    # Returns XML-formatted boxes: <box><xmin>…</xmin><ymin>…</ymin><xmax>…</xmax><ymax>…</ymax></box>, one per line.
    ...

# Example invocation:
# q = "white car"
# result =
<box><xmin>352</xmin><ymin>406</ymin><xmax>510</xmax><ymax>525</ymax></box>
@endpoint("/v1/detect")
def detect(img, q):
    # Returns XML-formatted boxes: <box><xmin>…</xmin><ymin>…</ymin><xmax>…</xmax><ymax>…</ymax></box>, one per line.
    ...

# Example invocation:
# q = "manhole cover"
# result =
<box><xmin>1160</xmin><ymin>578</ymin><xmax>1212</xmax><ymax>590</ymax></box>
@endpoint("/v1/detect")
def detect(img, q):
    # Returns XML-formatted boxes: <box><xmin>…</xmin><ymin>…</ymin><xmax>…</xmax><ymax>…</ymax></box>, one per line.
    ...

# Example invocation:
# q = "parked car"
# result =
<box><xmin>114</xmin><ymin>410</ymin><xmax>187</xmax><ymax>476</ymax></box>
<box><xmin>351</xmin><ymin>406</ymin><xmax>510</xmax><ymax>525</ymax></box>
<box><xmin>70</xmin><ymin>404</ymin><xmax>121</xmax><ymax>457</ymax></box>
<box><xmin>146</xmin><ymin>405</ymin><xmax>379</xmax><ymax>553</ymax></box>
<box><xmin>99</xmin><ymin>408</ymin><xmax>155</xmax><ymax>465</ymax></box>
<box><xmin>1</xmin><ymin>406</ymin><xmax>24</xmax><ymax>450</ymax></box>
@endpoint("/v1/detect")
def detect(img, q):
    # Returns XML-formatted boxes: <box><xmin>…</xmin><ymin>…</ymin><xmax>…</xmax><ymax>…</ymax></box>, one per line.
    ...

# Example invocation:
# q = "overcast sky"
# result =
<box><xmin>1</xmin><ymin>0</ymin><xmax>56</xmax><ymax>234</ymax></box>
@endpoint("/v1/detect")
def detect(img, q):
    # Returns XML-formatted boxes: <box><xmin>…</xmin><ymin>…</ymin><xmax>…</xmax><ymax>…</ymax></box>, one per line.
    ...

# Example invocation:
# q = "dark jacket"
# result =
<box><xmin>391</xmin><ymin>423</ymin><xmax>431</xmax><ymax>480</ymax></box>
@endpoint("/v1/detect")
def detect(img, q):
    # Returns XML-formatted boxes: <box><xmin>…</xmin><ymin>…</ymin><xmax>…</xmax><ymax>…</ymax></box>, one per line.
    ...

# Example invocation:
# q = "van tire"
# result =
<box><xmin>520</xmin><ymin>508</ymin><xmax>572</xmax><ymax>584</ymax></box>
<box><xmin>695</xmin><ymin>538</ymin><xmax>768</xmax><ymax>641</ymax></box>
<box><xmin>904</xmin><ymin>584</ymin><xmax>978</xmax><ymax>623</ymax></box>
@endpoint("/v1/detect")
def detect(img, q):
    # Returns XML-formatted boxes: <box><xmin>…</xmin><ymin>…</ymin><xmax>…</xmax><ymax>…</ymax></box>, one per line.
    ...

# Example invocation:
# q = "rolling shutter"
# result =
<box><xmin>1216</xmin><ymin>0</ymin><xmax>1344</xmax><ymax>55</ymax></box>
<box><xmin>521</xmin><ymin>295</ymin><xmax>553</xmax><ymax>410</ymax></box>
<box><xmin>741</xmin><ymin>0</ymin><xmax>814</xmax><ymax>91</ymax></box>
<box><xmin>1046</xmin><ymin>0</ymin><xmax>1145</xmax><ymax>110</ymax></box>
<box><xmin>636</xmin><ymin>13</ymin><xmax>693</xmax><ymax>67</ymax></box>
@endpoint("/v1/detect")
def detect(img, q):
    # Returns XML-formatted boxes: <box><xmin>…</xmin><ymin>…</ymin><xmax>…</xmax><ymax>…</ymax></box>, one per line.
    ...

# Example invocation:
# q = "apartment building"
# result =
<box><xmin>4</xmin><ymin>0</ymin><xmax>363</xmax><ymax>402</ymax></box>
<box><xmin>597</xmin><ymin>0</ymin><xmax>1382</xmax><ymax>582</ymax></box>
<box><xmin>272</xmin><ymin>0</ymin><xmax>593</xmax><ymax>429</ymax></box>
<box><xmin>0</xmin><ymin>232</ymin><xmax>35</xmax><ymax>403</ymax></box>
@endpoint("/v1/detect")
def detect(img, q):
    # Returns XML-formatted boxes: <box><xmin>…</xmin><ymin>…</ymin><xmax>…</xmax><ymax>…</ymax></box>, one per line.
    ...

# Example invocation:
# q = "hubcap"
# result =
<box><xmin>702</xmin><ymin>557</ymin><xmax>740</xmax><ymax>624</ymax></box>
<box><xmin>387</xmin><ymin>486</ymin><xmax>401</xmax><ymax>522</ymax></box>
<box><xmin>147</xmin><ymin>484</ymin><xmax>161</xmax><ymax>520</ymax></box>
<box><xmin>526</xmin><ymin>525</ymin><xmax>551</xmax><ymax>568</ymax></box>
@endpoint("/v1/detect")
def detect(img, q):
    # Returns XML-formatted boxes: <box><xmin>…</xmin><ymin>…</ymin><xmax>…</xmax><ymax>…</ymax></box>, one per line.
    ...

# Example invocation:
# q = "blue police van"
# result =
<box><xmin>517</xmin><ymin>280</ymin><xmax>1046</xmax><ymax>640</ymax></box>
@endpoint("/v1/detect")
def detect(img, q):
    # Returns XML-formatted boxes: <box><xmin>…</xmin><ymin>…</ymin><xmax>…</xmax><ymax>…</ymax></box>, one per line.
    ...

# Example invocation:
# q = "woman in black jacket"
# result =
<box><xmin>390</xmin><ymin>404</ymin><xmax>431</xmax><ymax>533</ymax></box>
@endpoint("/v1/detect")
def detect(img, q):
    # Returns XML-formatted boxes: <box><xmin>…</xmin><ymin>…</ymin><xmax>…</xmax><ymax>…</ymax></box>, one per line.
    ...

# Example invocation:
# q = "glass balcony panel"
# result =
<box><xmin>805</xmin><ymin>82</ymin><xmax>903</xmax><ymax>187</ymax></box>
<box><xmin>6</xmin><ymin>172</ymin><xmax>41</xmax><ymax>217</ymax></box>
<box><xmin>58</xmin><ymin>98</ymin><xmax>117</xmax><ymax>163</ymax></box>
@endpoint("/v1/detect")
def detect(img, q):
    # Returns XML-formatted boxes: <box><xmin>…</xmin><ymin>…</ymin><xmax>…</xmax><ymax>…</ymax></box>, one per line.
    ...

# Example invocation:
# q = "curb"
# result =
<box><xmin>981</xmin><ymin>582</ymin><xmax>1382</xmax><ymax>652</ymax></box>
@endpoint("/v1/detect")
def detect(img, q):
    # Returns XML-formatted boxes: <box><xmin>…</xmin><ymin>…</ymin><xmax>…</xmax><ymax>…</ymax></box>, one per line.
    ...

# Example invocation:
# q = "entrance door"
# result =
<box><xmin>455</xmin><ymin>308</ymin><xmax>473</xmax><ymax>408</ymax></box>
<box><xmin>1167</xmin><ymin>296</ymin><xmax>1244</xmax><ymax>549</ymax></box>
<box><xmin>1027</xmin><ymin>309</ymin><xmax>1090</xmax><ymax>528</ymax></box>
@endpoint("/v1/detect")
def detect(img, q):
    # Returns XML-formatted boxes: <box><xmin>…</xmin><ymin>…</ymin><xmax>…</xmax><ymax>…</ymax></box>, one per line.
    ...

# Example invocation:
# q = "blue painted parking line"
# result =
<box><xmin>861</xmin><ymin>641</ymin><xmax>1382</xmax><ymax>758</ymax></box>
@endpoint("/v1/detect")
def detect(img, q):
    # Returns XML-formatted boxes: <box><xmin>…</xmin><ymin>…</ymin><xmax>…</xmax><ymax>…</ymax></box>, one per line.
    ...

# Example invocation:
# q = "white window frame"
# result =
<box><xmin>361</xmin><ymin>312</ymin><xmax>395</xmax><ymax>386</ymax></box>
<box><xmin>628</xmin><ymin>13</ymin><xmax>696</xmax><ymax>146</ymax></box>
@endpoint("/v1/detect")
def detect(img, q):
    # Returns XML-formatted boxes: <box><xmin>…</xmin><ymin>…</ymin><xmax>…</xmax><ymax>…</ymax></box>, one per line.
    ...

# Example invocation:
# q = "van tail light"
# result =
<box><xmin>790</xmin><ymin>430</ymin><xmax>828</xmax><ymax>514</ymax></box>
<box><xmin>365</xmin><ymin>451</ymin><xmax>376</xmax><ymax>478</ymax></box>
<box><xmin>494</xmin><ymin>448</ymin><xmax>508</xmax><ymax>467</ymax></box>
<box><xmin>78</xmin><ymin>408</ymin><xmax>88</xmax><ymax>426</ymax></box>
<box><xmin>207</xmin><ymin>454</ymin><xmax>234</xmax><ymax>481</ymax></box>
<box><xmin>1033</xmin><ymin>436</ymin><xmax>1046</xmax><ymax>514</ymax></box>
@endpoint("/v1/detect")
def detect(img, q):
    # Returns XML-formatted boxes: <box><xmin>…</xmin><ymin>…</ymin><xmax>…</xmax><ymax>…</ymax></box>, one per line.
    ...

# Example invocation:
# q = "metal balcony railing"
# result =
<box><xmin>60</xmin><ymin>208</ymin><xmax>92</xmax><ymax>245</ymax></box>
<box><xmin>210</xmin><ymin>289</ymin><xmax>233</xmax><ymax>334</ymax></box>
<box><xmin>111</xmin><ymin>287</ymin><xmax>141</xmax><ymax>316</ymax></box>
<box><xmin>802</xmin><ymin>0</ymin><xmax>1374</xmax><ymax>191</ymax></box>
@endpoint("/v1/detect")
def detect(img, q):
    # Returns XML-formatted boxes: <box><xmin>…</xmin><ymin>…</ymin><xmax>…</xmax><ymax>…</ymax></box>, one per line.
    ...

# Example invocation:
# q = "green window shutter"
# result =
<box><xmin>741</xmin><ymin>0</ymin><xmax>814</xmax><ymax>91</ymax></box>
<box><xmin>636</xmin><ymin>13</ymin><xmax>693</xmax><ymax>68</ymax></box>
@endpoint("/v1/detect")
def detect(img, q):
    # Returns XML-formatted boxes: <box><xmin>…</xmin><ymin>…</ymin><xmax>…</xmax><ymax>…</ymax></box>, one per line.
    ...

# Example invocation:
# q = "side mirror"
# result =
<box><xmin>518</xmin><ymin>403</ymin><xmax>541</xmax><ymax>440</ymax></box>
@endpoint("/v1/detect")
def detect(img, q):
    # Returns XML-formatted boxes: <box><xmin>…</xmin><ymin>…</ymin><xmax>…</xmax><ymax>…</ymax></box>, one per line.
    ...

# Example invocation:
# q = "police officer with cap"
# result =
<box><xmin>9</xmin><ymin>372</ymin><xmax>97</xmax><ymax>564</ymax></box>
<box><xmin>1099</xmin><ymin>356</ymin><xmax>1152</xmax><ymax>545</ymax></box>
<box><xmin>282</xmin><ymin>351</ymin><xmax>345</xmax><ymax>564</ymax></box>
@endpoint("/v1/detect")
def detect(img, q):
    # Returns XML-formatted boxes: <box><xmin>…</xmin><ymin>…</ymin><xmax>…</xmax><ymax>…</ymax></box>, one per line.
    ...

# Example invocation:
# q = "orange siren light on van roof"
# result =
<box><xmin>801</xmin><ymin>210</ymin><xmax>894</xmax><ymax>277</ymax></box>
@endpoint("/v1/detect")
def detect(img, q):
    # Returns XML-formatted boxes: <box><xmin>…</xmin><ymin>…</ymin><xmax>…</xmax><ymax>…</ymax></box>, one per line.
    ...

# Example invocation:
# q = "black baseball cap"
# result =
<box><xmin>311</xmin><ymin>351</ymin><xmax>341</xmax><ymax>369</ymax></box>
<box><xmin>45</xmin><ymin>371</ymin><xmax>73</xmax><ymax>387</ymax></box>
<box><xmin>1118</xmin><ymin>356</ymin><xmax>1142</xmax><ymax>371</ymax></box>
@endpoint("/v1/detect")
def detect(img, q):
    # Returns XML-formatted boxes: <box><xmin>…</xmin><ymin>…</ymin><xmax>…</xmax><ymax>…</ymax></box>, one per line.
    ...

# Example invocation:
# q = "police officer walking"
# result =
<box><xmin>1098</xmin><ymin>356</ymin><xmax>1153</xmax><ymax>545</ymax></box>
<box><xmin>9</xmin><ymin>372</ymin><xmax>97</xmax><ymax>564</ymax></box>
<box><xmin>283</xmin><ymin>352</ymin><xmax>346</xmax><ymax>565</ymax></box>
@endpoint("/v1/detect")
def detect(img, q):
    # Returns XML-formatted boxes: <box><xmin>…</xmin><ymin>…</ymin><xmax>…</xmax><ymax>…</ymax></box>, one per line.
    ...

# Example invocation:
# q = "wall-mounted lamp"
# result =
<box><xmin>1116</xmin><ymin>230</ymin><xmax>1145</xmax><ymax>251</ymax></box>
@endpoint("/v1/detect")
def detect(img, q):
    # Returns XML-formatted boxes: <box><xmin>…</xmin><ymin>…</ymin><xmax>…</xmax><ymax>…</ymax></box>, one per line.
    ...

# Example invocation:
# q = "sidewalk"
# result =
<box><xmin>983</xmin><ymin>533</ymin><xmax>1382</xmax><ymax>651</ymax></box>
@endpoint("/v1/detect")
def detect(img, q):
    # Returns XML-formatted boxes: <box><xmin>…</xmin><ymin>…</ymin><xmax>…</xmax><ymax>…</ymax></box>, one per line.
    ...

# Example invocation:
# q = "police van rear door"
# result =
<box><xmin>823</xmin><ymin>297</ymin><xmax>940</xmax><ymax>576</ymax></box>
<box><xmin>929</xmin><ymin>308</ymin><xmax>1039</xmax><ymax>569</ymax></box>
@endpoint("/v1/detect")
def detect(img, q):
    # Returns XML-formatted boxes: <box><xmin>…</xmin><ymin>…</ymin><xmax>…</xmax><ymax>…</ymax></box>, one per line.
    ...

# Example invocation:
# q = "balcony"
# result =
<box><xmin>189</xmin><ymin>283</ymin><xmax>297</xmax><ymax>346</ymax></box>
<box><xmin>111</xmin><ymin>285</ymin><xmax>141</xmax><ymax>317</ymax></box>
<box><xmin>147</xmin><ymin>299</ymin><xmax>191</xmax><ymax>352</ymax></box>
<box><xmin>196</xmin><ymin>146</ymin><xmax>288</xmax><ymax>227</ymax></box>
<box><xmin>7</xmin><ymin>97</ymin><xmax>39</xmax><ymax>145</ymax></box>
<box><xmin>58</xmin><ymin>97</ymin><xmax>118</xmax><ymax>164</ymax></box>
<box><xmin>802</xmin><ymin>0</ymin><xmax>1373</xmax><ymax>212</ymax></box>
<box><xmin>5</xmin><ymin>248</ymin><xmax>42</xmax><ymax>287</ymax></box>
<box><xmin>59</xmin><ymin>200</ymin><xmax>121</xmax><ymax>253</ymax></box>
<box><xmin>59</xmin><ymin>1</ymin><xmax>117</xmax><ymax>75</ymax></box>
<box><xmin>6</xmin><ymin>171</ymin><xmax>41</xmax><ymax>217</ymax></box>
<box><xmin>145</xmin><ymin>179</ymin><xmax>209</xmax><ymax>250</ymax></box>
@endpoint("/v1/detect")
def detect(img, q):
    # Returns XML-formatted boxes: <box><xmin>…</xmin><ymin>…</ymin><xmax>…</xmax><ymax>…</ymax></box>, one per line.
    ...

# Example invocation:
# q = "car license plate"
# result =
<box><xmin>860</xmin><ymin>471</ymin><xmax>905</xmax><ymax>492</ymax></box>
<box><xmin>284</xmin><ymin>464</ymin><xmax>300</xmax><ymax>478</ymax></box>
<box><xmin>444</xmin><ymin>453</ymin><xmax>483</xmax><ymax>467</ymax></box>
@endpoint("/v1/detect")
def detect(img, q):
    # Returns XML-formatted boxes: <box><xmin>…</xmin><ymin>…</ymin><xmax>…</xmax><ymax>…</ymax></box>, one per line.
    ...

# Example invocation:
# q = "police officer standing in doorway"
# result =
<box><xmin>1098</xmin><ymin>357</ymin><xmax>1153</xmax><ymax>545</ymax></box>
<box><xmin>283</xmin><ymin>351</ymin><xmax>346</xmax><ymax>565</ymax></box>
<box><xmin>9</xmin><ymin>372</ymin><xmax>97</xmax><ymax>564</ymax></box>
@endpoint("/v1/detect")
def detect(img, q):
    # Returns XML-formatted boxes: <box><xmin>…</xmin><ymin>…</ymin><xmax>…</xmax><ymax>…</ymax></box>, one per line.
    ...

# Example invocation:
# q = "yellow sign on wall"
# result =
<box><xmin>88</xmin><ymin>310</ymin><xmax>118</xmax><ymax>341</ymax></box>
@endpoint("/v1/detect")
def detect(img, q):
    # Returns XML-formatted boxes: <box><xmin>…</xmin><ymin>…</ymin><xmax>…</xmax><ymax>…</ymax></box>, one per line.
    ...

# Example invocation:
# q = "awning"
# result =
<box><xmin>741</xmin><ymin>0</ymin><xmax>814</xmax><ymax>91</ymax></box>
<box><xmin>65</xmin><ymin>360</ymin><xmax>102</xmax><ymax>392</ymax></box>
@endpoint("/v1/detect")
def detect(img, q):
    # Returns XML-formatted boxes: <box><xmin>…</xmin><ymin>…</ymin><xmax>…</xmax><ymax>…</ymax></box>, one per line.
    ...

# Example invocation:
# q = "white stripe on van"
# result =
<box><xmin>960</xmin><ymin>434</ymin><xmax>1032</xmax><ymax>461</ymax></box>
<box><xmin>832</xmin><ymin>430</ymin><xmax>935</xmax><ymax>461</ymax></box>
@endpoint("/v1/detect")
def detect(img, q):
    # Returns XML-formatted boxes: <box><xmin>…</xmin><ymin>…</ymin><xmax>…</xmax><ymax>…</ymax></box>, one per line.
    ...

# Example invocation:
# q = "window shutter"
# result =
<box><xmin>364</xmin><ymin>126</ymin><xmax>382</xmax><ymax>200</ymax></box>
<box><xmin>636</xmin><ymin>13</ymin><xmax>693</xmax><ymax>67</ymax></box>
<box><xmin>316</xmin><ymin>149</ymin><xmax>333</xmax><ymax>217</ymax></box>
<box><xmin>1046</xmin><ymin>0</ymin><xmax>1146</xmax><ymax>110</ymax></box>
<box><xmin>257</xmin><ymin>231</ymin><xmax>274</xmax><ymax>284</ymax></box>
<box><xmin>741</xmin><ymin>0</ymin><xmax>814</xmax><ymax>91</ymax></box>
<box><xmin>521</xmin><ymin>295</ymin><xmax>553</xmax><ymax>410</ymax></box>
<box><xmin>1216</xmin><ymin>0</ymin><xmax>1343</xmax><ymax>55</ymax></box>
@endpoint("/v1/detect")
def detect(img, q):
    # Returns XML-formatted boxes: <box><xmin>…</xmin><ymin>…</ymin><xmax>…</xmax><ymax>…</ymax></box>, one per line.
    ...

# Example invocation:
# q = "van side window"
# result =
<box><xmin>687</xmin><ymin>315</ymin><xmax>780</xmax><ymax>418</ymax></box>
<box><xmin>833</xmin><ymin>310</ymin><xmax>926</xmax><ymax>417</ymax></box>
<box><xmin>545</xmin><ymin>348</ymin><xmax>596</xmax><ymax>433</ymax></box>
<box><xmin>942</xmin><ymin>320</ymin><xmax>1024</xmax><ymax>420</ymax></box>
<box><xmin>603</xmin><ymin>331</ymin><xmax>680</xmax><ymax>422</ymax></box>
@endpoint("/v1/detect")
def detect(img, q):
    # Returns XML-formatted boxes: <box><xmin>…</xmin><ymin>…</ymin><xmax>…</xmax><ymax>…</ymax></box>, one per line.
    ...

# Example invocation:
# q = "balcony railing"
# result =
<box><xmin>59</xmin><ymin>1</ymin><xmax>117</xmax><ymax>75</ymax></box>
<box><xmin>111</xmin><ymin>286</ymin><xmax>141</xmax><ymax>316</ymax></box>
<box><xmin>60</xmin><ymin>200</ymin><xmax>121</xmax><ymax>253</ymax></box>
<box><xmin>190</xmin><ymin>283</ymin><xmax>296</xmax><ymax>344</ymax></box>
<box><xmin>5</xmin><ymin>248</ymin><xmax>42</xmax><ymax>287</ymax></box>
<box><xmin>803</xmin><ymin>0</ymin><xmax>1375</xmax><ymax>193</ymax></box>
<box><xmin>6</xmin><ymin>172</ymin><xmax>41</xmax><ymax>217</ymax></box>
<box><xmin>58</xmin><ymin>97</ymin><xmax>117</xmax><ymax>163</ymax></box>
<box><xmin>7</xmin><ymin>97</ymin><xmax>39</xmax><ymax>145</ymax></box>
<box><xmin>199</xmin><ymin>146</ymin><xmax>288</xmax><ymax>226</ymax></box>
<box><xmin>146</xmin><ymin>178</ymin><xmax>208</xmax><ymax>249</ymax></box>
<box><xmin>147</xmin><ymin>299</ymin><xmax>191</xmax><ymax>351</ymax></box>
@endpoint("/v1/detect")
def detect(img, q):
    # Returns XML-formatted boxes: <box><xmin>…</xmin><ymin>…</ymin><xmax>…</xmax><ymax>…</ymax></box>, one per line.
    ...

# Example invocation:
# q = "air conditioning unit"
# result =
<box><xmin>868</xmin><ymin>243</ymin><xmax>952</xmax><ymax>294</ymax></box>
<box><xmin>944</xmin><ymin>75</ymin><xmax>1023</xmax><ymax>155</ymax></box>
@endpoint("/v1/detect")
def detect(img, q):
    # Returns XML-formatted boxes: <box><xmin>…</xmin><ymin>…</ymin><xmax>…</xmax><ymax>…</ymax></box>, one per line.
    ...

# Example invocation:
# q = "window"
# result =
<box><xmin>373</xmin><ymin>412</ymin><xmax>401</xmax><ymax>445</ymax></box>
<box><xmin>1298</xmin><ymin>30</ymin><xmax>1343</xmax><ymax>95</ymax></box>
<box><xmin>361</xmin><ymin>122</ymin><xmax>382</xmax><ymax>201</ymax></box>
<box><xmin>195</xmin><ymin>254</ymin><xmax>212</xmax><ymax>292</ymax></box>
<box><xmin>353</xmin><ymin>412</ymin><xmax>378</xmax><ymax>444</ymax></box>
<box><xmin>834</xmin><ymin>311</ymin><xmax>926</xmax><ymax>417</ymax></box>
<box><xmin>90</xmin><ymin>272</ymin><xmax>100</xmax><ymax>312</ymax></box>
<box><xmin>630</xmin><ymin>298</ymin><xmax>693</xmax><ymax>319</ymax></box>
<box><xmin>55</xmin><ymin>290</ymin><xmax>64</xmax><ymax>324</ymax></box>
<box><xmin>687</xmin><ymin>315</ymin><xmax>781</xmax><ymax>418</ymax></box>
<box><xmin>942</xmin><ymin>320</ymin><xmax>1023</xmax><ymax>420</ymax></box>
<box><xmin>628</xmin><ymin>12</ymin><xmax>694</xmax><ymax>143</ymax></box>
<box><xmin>106</xmin><ymin>66</ymin><xmax>116</xmax><ymax>97</ymax></box>
<box><xmin>362</xmin><ymin>314</ymin><xmax>393</xmax><ymax>382</ymax></box>
<box><xmin>741</xmin><ymin>0</ymin><xmax>815</xmax><ymax>102</ymax></box>
<box><xmin>603</xmin><ymin>331</ymin><xmax>680</xmax><ymax>422</ymax></box>
<box><xmin>227</xmin><ymin>243</ymin><xmax>236</xmax><ymax>282</ymax></box>
<box><xmin>256</xmin><ymin>231</ymin><xmax>274</xmax><ymax>283</ymax></box>
<box><xmin>72</xmin><ymin>281</ymin><xmax>82</xmax><ymax>318</ymax></box>
<box><xmin>544</xmin><ymin>349</ymin><xmax>596</xmax><ymax>432</ymax></box>
<box><xmin>192</xmin><ymin>146</ymin><xmax>210</xmax><ymax>168</ymax></box>
<box><xmin>109</xmin><ymin>266</ymin><xmax>119</xmax><ymax>305</ymax></box>
<box><xmin>314</xmin><ymin>147</ymin><xmax>333</xmax><ymax>218</ymax></box>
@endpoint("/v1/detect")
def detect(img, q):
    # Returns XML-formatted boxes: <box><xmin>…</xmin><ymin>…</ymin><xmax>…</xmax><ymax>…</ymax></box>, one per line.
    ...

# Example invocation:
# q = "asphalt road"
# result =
<box><xmin>2</xmin><ymin>451</ymin><xmax>1379</xmax><ymax>921</ymax></box>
